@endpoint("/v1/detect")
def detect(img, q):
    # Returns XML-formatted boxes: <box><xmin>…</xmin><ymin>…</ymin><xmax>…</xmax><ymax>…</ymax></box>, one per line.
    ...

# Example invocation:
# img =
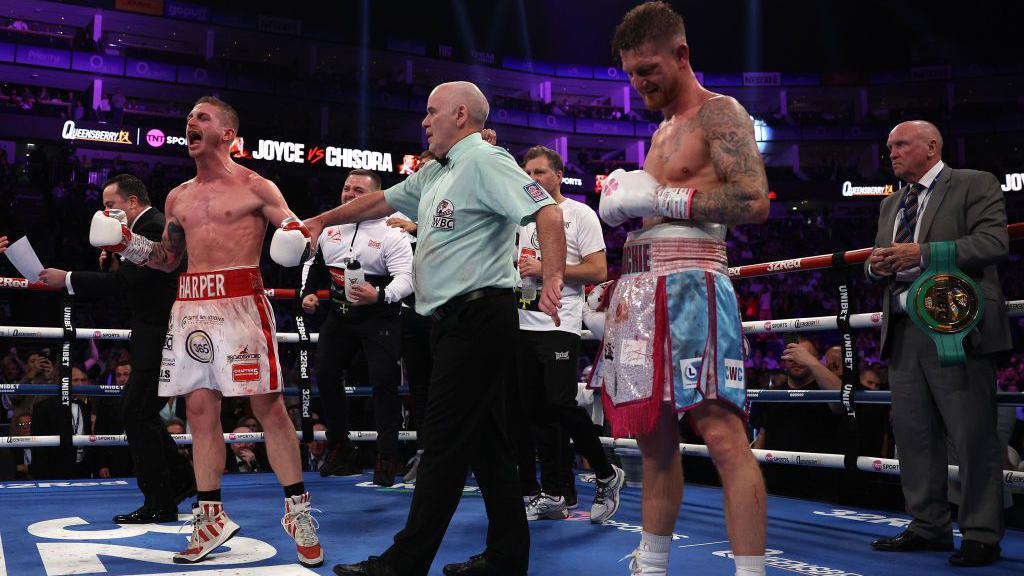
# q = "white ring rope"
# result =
<box><xmin>0</xmin><ymin>298</ymin><xmax>1020</xmax><ymax>343</ymax></box>
<box><xmin>4</xmin><ymin>431</ymin><xmax>1021</xmax><ymax>488</ymax></box>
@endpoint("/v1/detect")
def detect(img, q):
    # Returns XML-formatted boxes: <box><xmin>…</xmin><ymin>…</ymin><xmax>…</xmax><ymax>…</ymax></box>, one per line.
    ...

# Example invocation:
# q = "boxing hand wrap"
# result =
<box><xmin>656</xmin><ymin>186</ymin><xmax>698</xmax><ymax>220</ymax></box>
<box><xmin>598</xmin><ymin>168</ymin><xmax>699</xmax><ymax>226</ymax></box>
<box><xmin>89</xmin><ymin>209</ymin><xmax>154</xmax><ymax>265</ymax></box>
<box><xmin>270</xmin><ymin>216</ymin><xmax>311</xmax><ymax>267</ymax></box>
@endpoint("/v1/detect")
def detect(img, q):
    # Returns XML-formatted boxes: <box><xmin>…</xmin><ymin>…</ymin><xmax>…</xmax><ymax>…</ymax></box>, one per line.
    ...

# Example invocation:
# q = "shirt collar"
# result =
<box><xmin>443</xmin><ymin>132</ymin><xmax>483</xmax><ymax>166</ymax></box>
<box><xmin>130</xmin><ymin>206</ymin><xmax>152</xmax><ymax>231</ymax></box>
<box><xmin>915</xmin><ymin>160</ymin><xmax>945</xmax><ymax>191</ymax></box>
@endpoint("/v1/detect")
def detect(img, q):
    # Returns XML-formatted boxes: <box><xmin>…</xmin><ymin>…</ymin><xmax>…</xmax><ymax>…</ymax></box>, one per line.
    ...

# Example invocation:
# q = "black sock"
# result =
<box><xmin>284</xmin><ymin>482</ymin><xmax>306</xmax><ymax>498</ymax></box>
<box><xmin>197</xmin><ymin>489</ymin><xmax>221</xmax><ymax>502</ymax></box>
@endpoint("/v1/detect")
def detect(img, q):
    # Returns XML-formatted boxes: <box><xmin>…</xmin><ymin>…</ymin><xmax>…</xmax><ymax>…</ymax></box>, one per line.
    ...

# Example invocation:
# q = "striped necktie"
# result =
<box><xmin>891</xmin><ymin>182</ymin><xmax>926</xmax><ymax>303</ymax></box>
<box><xmin>895</xmin><ymin>183</ymin><xmax>925</xmax><ymax>244</ymax></box>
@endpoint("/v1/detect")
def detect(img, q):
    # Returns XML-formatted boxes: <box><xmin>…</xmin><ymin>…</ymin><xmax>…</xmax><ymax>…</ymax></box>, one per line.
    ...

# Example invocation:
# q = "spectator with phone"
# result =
<box><xmin>750</xmin><ymin>335</ymin><xmax>843</xmax><ymax>498</ymax></box>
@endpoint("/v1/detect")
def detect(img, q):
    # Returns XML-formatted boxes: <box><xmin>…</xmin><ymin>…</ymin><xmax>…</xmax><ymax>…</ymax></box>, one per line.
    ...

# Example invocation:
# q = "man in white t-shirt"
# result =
<box><xmin>513</xmin><ymin>146</ymin><xmax>625</xmax><ymax>523</ymax></box>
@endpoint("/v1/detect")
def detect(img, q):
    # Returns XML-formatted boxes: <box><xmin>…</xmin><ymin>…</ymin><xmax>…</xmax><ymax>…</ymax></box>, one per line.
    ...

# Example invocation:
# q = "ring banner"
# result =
<box><xmin>831</xmin><ymin>253</ymin><xmax>859</xmax><ymax>420</ymax></box>
<box><xmin>295</xmin><ymin>310</ymin><xmax>314</xmax><ymax>443</ymax></box>
<box><xmin>59</xmin><ymin>296</ymin><xmax>75</xmax><ymax>453</ymax></box>
<box><xmin>831</xmin><ymin>252</ymin><xmax>862</xmax><ymax>474</ymax></box>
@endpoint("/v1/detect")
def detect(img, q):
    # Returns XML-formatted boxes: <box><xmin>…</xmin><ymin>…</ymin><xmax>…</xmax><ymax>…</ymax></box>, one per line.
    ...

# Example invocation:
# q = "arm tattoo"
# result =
<box><xmin>148</xmin><ymin>221</ymin><xmax>186</xmax><ymax>271</ymax></box>
<box><xmin>690</xmin><ymin>97</ymin><xmax>769</xmax><ymax>225</ymax></box>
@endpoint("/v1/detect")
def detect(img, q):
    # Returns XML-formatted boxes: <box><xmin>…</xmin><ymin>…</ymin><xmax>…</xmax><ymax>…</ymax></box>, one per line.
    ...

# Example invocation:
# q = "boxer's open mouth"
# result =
<box><xmin>188</xmin><ymin>131</ymin><xmax>202</xmax><ymax>145</ymax></box>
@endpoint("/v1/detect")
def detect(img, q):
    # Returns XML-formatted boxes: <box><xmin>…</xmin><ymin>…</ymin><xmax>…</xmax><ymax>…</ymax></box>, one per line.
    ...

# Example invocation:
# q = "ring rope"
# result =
<box><xmin>3</xmin><ymin>431</ymin><xmax>1021</xmax><ymax>489</ymax></box>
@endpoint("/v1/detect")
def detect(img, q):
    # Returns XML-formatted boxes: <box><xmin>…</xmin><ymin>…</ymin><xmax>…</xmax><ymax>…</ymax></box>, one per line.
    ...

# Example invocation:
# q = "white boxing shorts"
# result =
<box><xmin>159</xmin><ymin>266</ymin><xmax>283</xmax><ymax>397</ymax></box>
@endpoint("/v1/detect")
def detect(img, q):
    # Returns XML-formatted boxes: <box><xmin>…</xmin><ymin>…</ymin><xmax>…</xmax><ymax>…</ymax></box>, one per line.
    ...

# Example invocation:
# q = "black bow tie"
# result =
<box><xmin>436</xmin><ymin>156</ymin><xmax>450</xmax><ymax>167</ymax></box>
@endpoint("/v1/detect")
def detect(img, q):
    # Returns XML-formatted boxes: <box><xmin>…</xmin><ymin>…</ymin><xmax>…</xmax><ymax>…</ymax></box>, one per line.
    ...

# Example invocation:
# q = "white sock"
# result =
<box><xmin>639</xmin><ymin>531</ymin><xmax>670</xmax><ymax>553</ymax></box>
<box><xmin>734</xmin><ymin>554</ymin><xmax>765</xmax><ymax>575</ymax></box>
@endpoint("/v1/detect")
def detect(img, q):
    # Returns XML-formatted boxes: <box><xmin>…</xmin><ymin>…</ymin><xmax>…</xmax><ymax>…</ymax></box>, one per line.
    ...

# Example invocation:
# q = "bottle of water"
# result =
<box><xmin>345</xmin><ymin>260</ymin><xmax>364</xmax><ymax>301</ymax></box>
<box><xmin>521</xmin><ymin>276</ymin><xmax>537</xmax><ymax>302</ymax></box>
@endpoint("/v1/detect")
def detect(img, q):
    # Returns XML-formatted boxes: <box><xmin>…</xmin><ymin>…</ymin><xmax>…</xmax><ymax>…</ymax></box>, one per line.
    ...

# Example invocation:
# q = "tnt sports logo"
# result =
<box><xmin>186</xmin><ymin>330</ymin><xmax>214</xmax><ymax>363</ymax></box>
<box><xmin>871</xmin><ymin>312</ymin><xmax>882</xmax><ymax>323</ymax></box>
<box><xmin>523</xmin><ymin>181</ymin><xmax>548</xmax><ymax>203</ymax></box>
<box><xmin>146</xmin><ymin>129</ymin><xmax>165</xmax><ymax>147</ymax></box>
<box><xmin>432</xmin><ymin>199</ymin><xmax>455</xmax><ymax>230</ymax></box>
<box><xmin>763</xmin><ymin>321</ymin><xmax>773</xmax><ymax>332</ymax></box>
<box><xmin>872</xmin><ymin>459</ymin><xmax>900</xmax><ymax>472</ymax></box>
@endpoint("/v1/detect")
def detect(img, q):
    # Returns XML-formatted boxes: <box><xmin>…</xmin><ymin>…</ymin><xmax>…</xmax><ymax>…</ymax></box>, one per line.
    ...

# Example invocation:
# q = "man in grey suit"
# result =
<box><xmin>866</xmin><ymin>120</ymin><xmax>1011</xmax><ymax>567</ymax></box>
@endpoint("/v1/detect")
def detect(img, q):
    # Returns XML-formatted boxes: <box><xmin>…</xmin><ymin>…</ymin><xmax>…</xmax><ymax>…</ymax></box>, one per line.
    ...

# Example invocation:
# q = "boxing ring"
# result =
<box><xmin>1</xmin><ymin>224</ymin><xmax>1023</xmax><ymax>575</ymax></box>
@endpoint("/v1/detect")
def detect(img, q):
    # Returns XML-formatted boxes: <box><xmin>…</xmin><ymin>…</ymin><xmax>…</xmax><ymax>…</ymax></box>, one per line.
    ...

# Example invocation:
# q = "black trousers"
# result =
<box><xmin>121</xmin><ymin>327</ymin><xmax>193</xmax><ymax>508</ymax></box>
<box><xmin>514</xmin><ymin>330</ymin><xmax>613</xmax><ymax>497</ymax></box>
<box><xmin>401</xmin><ymin>307</ymin><xmax>433</xmax><ymax>446</ymax></box>
<box><xmin>315</xmin><ymin>310</ymin><xmax>402</xmax><ymax>455</ymax></box>
<box><xmin>381</xmin><ymin>293</ymin><xmax>528</xmax><ymax>576</ymax></box>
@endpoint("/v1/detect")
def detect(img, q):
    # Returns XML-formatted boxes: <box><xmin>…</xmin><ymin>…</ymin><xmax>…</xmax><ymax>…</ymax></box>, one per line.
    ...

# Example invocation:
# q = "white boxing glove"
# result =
<box><xmin>599</xmin><ymin>169</ymin><xmax>657</xmax><ymax>227</ymax></box>
<box><xmin>270</xmin><ymin>216</ymin><xmax>311</xmax><ymax>267</ymax></box>
<box><xmin>598</xmin><ymin>168</ymin><xmax>699</xmax><ymax>226</ymax></box>
<box><xmin>586</xmin><ymin>280</ymin><xmax>614</xmax><ymax>312</ymax></box>
<box><xmin>89</xmin><ymin>209</ymin><xmax>153</xmax><ymax>265</ymax></box>
<box><xmin>583</xmin><ymin>280</ymin><xmax>615</xmax><ymax>341</ymax></box>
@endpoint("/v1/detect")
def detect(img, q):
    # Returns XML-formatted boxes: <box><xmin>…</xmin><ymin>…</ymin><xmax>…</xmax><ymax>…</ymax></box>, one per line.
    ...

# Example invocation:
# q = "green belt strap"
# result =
<box><xmin>905</xmin><ymin>241</ymin><xmax>985</xmax><ymax>367</ymax></box>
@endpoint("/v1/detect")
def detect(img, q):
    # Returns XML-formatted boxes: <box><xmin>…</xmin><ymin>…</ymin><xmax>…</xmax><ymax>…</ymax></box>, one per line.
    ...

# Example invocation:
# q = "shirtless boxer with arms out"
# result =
<box><xmin>88</xmin><ymin>96</ymin><xmax>323</xmax><ymax>567</ymax></box>
<box><xmin>593</xmin><ymin>3</ymin><xmax>769</xmax><ymax>575</ymax></box>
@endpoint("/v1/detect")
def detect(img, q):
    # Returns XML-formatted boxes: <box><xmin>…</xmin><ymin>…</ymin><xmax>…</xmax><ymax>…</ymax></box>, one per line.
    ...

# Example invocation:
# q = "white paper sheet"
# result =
<box><xmin>3</xmin><ymin>236</ymin><xmax>44</xmax><ymax>282</ymax></box>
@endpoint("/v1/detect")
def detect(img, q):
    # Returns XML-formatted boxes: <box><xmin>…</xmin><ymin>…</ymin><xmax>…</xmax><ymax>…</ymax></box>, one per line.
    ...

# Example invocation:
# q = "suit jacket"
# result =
<box><xmin>93</xmin><ymin>395</ymin><xmax>133</xmax><ymax>476</ymax></box>
<box><xmin>70</xmin><ymin>207</ymin><xmax>183</xmax><ymax>370</ymax></box>
<box><xmin>29</xmin><ymin>397</ymin><xmax>93</xmax><ymax>479</ymax></box>
<box><xmin>866</xmin><ymin>165</ymin><xmax>1011</xmax><ymax>358</ymax></box>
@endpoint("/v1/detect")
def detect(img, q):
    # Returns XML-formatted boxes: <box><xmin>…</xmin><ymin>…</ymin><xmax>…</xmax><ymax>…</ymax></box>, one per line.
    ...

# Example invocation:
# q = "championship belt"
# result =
<box><xmin>905</xmin><ymin>241</ymin><xmax>984</xmax><ymax>366</ymax></box>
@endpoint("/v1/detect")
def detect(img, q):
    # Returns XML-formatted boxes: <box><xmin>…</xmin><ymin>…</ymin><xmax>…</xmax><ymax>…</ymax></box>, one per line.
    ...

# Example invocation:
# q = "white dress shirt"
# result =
<box><xmin>875</xmin><ymin>160</ymin><xmax>944</xmax><ymax>311</ymax></box>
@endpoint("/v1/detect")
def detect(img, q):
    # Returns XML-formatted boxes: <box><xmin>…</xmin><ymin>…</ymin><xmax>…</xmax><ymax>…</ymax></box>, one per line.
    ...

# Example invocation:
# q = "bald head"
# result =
<box><xmin>886</xmin><ymin>120</ymin><xmax>943</xmax><ymax>183</ymax></box>
<box><xmin>433</xmin><ymin>81</ymin><xmax>489</xmax><ymax>127</ymax></box>
<box><xmin>894</xmin><ymin>120</ymin><xmax>943</xmax><ymax>154</ymax></box>
<box><xmin>423</xmin><ymin>81</ymin><xmax>491</xmax><ymax>156</ymax></box>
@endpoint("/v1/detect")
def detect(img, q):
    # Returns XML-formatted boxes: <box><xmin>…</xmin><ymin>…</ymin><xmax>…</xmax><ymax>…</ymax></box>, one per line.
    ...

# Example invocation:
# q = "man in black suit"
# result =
<box><xmin>30</xmin><ymin>365</ymin><xmax>93</xmax><ymax>479</ymax></box>
<box><xmin>866</xmin><ymin>121</ymin><xmax>1011</xmax><ymax>567</ymax></box>
<box><xmin>39</xmin><ymin>174</ymin><xmax>195</xmax><ymax>522</ymax></box>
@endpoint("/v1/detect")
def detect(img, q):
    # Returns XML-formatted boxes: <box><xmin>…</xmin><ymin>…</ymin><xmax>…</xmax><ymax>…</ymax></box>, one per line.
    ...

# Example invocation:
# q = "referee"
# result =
<box><xmin>301</xmin><ymin>169</ymin><xmax>413</xmax><ymax>487</ymax></box>
<box><xmin>310</xmin><ymin>81</ymin><xmax>566</xmax><ymax>576</ymax></box>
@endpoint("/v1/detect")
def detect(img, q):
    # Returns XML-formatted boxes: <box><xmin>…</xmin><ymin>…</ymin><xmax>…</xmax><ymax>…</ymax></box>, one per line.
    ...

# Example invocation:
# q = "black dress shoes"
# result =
<box><xmin>950</xmin><ymin>540</ymin><xmax>1000</xmax><ymax>567</ymax></box>
<box><xmin>871</xmin><ymin>529</ymin><xmax>953</xmax><ymax>552</ymax></box>
<box><xmin>443</xmin><ymin>554</ymin><xmax>526</xmax><ymax>576</ymax></box>
<box><xmin>112</xmin><ymin>505</ymin><xmax>179</xmax><ymax>524</ymax></box>
<box><xmin>332</xmin><ymin>556</ymin><xmax>397</xmax><ymax>576</ymax></box>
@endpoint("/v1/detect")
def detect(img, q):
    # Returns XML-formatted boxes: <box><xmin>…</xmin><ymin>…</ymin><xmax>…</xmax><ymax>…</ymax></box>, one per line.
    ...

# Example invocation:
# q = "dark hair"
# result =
<box><xmin>612</xmin><ymin>1</ymin><xmax>687</xmax><ymax>57</ymax></box>
<box><xmin>102</xmin><ymin>173</ymin><xmax>151</xmax><ymax>205</ymax></box>
<box><xmin>347</xmin><ymin>169</ymin><xmax>381</xmax><ymax>191</ymax></box>
<box><xmin>194</xmin><ymin>95</ymin><xmax>239</xmax><ymax>132</ymax></box>
<box><xmin>522</xmin><ymin>145</ymin><xmax>565</xmax><ymax>173</ymax></box>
